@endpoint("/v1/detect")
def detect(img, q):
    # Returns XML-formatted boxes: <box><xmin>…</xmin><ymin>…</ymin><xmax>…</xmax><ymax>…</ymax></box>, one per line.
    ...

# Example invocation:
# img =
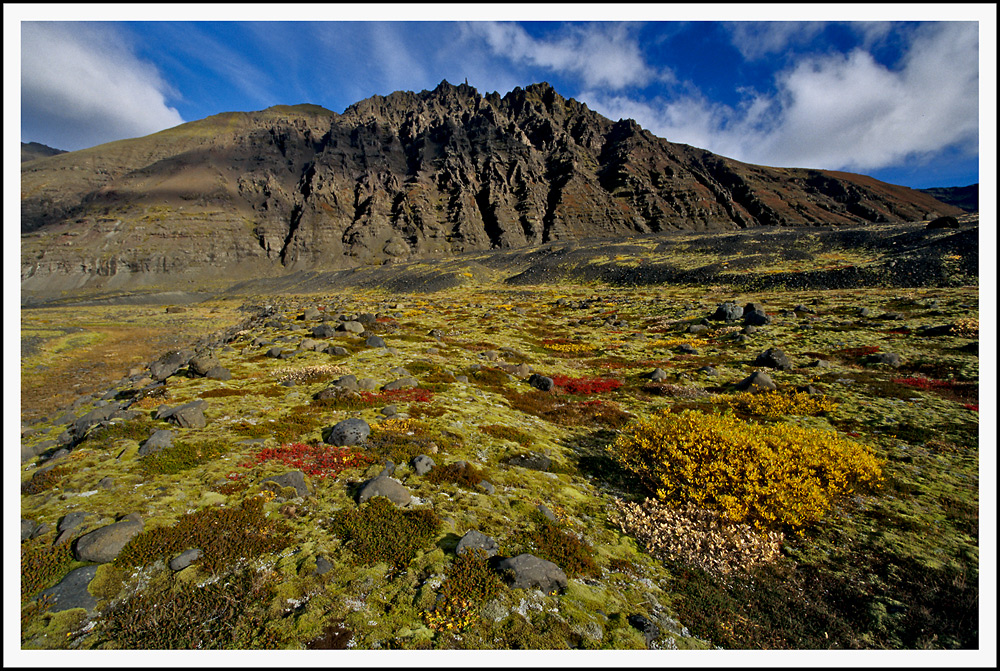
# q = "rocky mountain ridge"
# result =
<box><xmin>21</xmin><ymin>80</ymin><xmax>962</xmax><ymax>297</ymax></box>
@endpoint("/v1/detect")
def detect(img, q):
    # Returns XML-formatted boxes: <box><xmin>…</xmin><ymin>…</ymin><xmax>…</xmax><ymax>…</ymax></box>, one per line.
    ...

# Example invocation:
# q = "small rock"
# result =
<box><xmin>647</xmin><ymin>368</ymin><xmax>668</xmax><ymax>381</ymax></box>
<box><xmin>260</xmin><ymin>470</ymin><xmax>310</xmax><ymax>498</ymax></box>
<box><xmin>169</xmin><ymin>548</ymin><xmax>203</xmax><ymax>571</ymax></box>
<box><xmin>735</xmin><ymin>370</ymin><xmax>777</xmax><ymax>392</ymax></box>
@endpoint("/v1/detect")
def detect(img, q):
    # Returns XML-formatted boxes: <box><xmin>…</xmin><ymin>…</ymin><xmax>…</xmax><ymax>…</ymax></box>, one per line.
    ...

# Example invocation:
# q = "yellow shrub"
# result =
<box><xmin>609</xmin><ymin>410</ymin><xmax>883</xmax><ymax>530</ymax></box>
<box><xmin>726</xmin><ymin>391</ymin><xmax>838</xmax><ymax>418</ymax></box>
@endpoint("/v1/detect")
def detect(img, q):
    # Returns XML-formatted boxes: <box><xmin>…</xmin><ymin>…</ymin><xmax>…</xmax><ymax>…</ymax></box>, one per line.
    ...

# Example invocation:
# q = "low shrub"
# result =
<box><xmin>21</xmin><ymin>465</ymin><xmax>70</xmax><ymax>495</ymax></box>
<box><xmin>114</xmin><ymin>493</ymin><xmax>292</xmax><ymax>575</ymax></box>
<box><xmin>21</xmin><ymin>538</ymin><xmax>75</xmax><ymax>602</ymax></box>
<box><xmin>96</xmin><ymin>566</ymin><xmax>282</xmax><ymax>649</ymax></box>
<box><xmin>725</xmin><ymin>391</ymin><xmax>838</xmax><ymax>418</ymax></box>
<box><xmin>424</xmin><ymin>549</ymin><xmax>505</xmax><ymax>633</ymax></box>
<box><xmin>550</xmin><ymin>375</ymin><xmax>623</xmax><ymax>395</ymax></box>
<box><xmin>609</xmin><ymin>410</ymin><xmax>883</xmax><ymax>530</ymax></box>
<box><xmin>329</xmin><ymin>497</ymin><xmax>441</xmax><ymax>570</ymax></box>
<box><xmin>503</xmin><ymin>392</ymin><xmax>632</xmax><ymax>428</ymax></box>
<box><xmin>512</xmin><ymin>509</ymin><xmax>599</xmax><ymax>578</ymax></box>
<box><xmin>425</xmin><ymin>461</ymin><xmax>487</xmax><ymax>489</ymax></box>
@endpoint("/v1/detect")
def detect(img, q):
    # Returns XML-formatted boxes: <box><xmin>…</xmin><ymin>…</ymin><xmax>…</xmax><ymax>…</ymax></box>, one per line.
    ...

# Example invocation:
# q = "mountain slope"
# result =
<box><xmin>21</xmin><ymin>141</ymin><xmax>67</xmax><ymax>162</ymax></box>
<box><xmin>20</xmin><ymin>81</ymin><xmax>961</xmax><ymax>295</ymax></box>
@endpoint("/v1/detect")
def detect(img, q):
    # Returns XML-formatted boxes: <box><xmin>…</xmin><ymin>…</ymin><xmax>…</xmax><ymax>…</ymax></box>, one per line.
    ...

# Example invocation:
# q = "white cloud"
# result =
<box><xmin>21</xmin><ymin>22</ymin><xmax>184</xmax><ymax>151</ymax></box>
<box><xmin>725</xmin><ymin>21</ymin><xmax>826</xmax><ymax>61</ymax></box>
<box><xmin>467</xmin><ymin>21</ymin><xmax>667</xmax><ymax>90</ymax></box>
<box><xmin>584</xmin><ymin>22</ymin><xmax>978</xmax><ymax>173</ymax></box>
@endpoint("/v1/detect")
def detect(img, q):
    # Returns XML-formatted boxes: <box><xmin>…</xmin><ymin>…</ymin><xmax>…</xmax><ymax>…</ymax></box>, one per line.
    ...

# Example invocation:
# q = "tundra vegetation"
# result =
<box><xmin>19</xmin><ymin>223</ymin><xmax>980</xmax><ymax>652</ymax></box>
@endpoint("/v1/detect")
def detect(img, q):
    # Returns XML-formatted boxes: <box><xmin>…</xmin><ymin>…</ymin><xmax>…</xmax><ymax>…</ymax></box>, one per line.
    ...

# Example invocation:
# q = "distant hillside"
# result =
<box><xmin>21</xmin><ymin>141</ymin><xmax>67</xmax><ymax>162</ymax></box>
<box><xmin>21</xmin><ymin>81</ymin><xmax>962</xmax><ymax>295</ymax></box>
<box><xmin>918</xmin><ymin>184</ymin><xmax>978</xmax><ymax>212</ymax></box>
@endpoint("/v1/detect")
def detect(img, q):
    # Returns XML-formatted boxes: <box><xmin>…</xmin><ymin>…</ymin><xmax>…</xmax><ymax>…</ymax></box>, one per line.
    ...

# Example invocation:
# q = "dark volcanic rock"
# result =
<box><xmin>323</xmin><ymin>418</ymin><xmax>370</xmax><ymax>446</ymax></box>
<box><xmin>494</xmin><ymin>553</ymin><xmax>568</xmax><ymax>593</ymax></box>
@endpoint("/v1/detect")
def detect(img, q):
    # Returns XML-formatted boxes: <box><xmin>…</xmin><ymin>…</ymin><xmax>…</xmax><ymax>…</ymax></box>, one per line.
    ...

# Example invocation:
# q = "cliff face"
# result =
<box><xmin>20</xmin><ymin>81</ymin><xmax>961</xmax><ymax>293</ymax></box>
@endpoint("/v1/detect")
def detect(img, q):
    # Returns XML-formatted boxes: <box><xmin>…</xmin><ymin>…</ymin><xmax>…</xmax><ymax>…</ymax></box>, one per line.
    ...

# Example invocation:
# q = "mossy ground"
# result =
<box><xmin>18</xmin><ymin>227</ymin><xmax>982</xmax><ymax>653</ymax></box>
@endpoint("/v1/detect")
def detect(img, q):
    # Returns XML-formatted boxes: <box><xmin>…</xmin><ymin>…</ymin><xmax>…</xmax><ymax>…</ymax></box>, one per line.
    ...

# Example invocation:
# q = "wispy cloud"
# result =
<box><xmin>584</xmin><ymin>22</ymin><xmax>978</xmax><ymax>173</ymax></box>
<box><xmin>21</xmin><ymin>22</ymin><xmax>184</xmax><ymax>151</ymax></box>
<box><xmin>724</xmin><ymin>21</ymin><xmax>826</xmax><ymax>61</ymax></box>
<box><xmin>467</xmin><ymin>21</ymin><xmax>668</xmax><ymax>90</ymax></box>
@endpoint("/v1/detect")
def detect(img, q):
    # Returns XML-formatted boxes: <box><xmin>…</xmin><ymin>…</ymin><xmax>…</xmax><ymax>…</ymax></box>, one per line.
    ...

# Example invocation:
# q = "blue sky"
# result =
<box><xmin>11</xmin><ymin>5</ymin><xmax>995</xmax><ymax>189</ymax></box>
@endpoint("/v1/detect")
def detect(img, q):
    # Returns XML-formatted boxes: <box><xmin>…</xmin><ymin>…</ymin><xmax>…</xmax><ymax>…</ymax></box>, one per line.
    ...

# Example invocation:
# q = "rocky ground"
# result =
<box><xmin>18</xmin><ymin>219</ymin><xmax>982</xmax><ymax>653</ymax></box>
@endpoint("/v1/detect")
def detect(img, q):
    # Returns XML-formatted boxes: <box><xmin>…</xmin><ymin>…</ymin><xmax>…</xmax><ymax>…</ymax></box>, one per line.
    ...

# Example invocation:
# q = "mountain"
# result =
<box><xmin>20</xmin><ymin>81</ymin><xmax>962</xmax><ymax>295</ymax></box>
<box><xmin>21</xmin><ymin>141</ymin><xmax>67</xmax><ymax>162</ymax></box>
<box><xmin>918</xmin><ymin>184</ymin><xmax>978</xmax><ymax>212</ymax></box>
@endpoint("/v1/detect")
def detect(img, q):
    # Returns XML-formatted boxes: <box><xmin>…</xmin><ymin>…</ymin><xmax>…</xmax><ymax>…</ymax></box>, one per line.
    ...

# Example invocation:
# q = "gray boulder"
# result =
<box><xmin>505</xmin><ymin>452</ymin><xmax>552</xmax><ymax>472</ymax></box>
<box><xmin>338</xmin><ymin>321</ymin><xmax>365</xmax><ymax>334</ymax></box>
<box><xmin>169</xmin><ymin>548</ymin><xmax>203</xmax><ymax>571</ymax></box>
<box><xmin>188</xmin><ymin>354</ymin><xmax>220</xmax><ymax>376</ymax></box>
<box><xmin>710</xmin><ymin>301</ymin><xmax>744</xmax><ymax>322</ymax></box>
<box><xmin>323</xmin><ymin>418</ymin><xmax>370</xmax><ymax>446</ymax></box>
<box><xmin>382</xmin><ymin>377</ymin><xmax>418</xmax><ymax>391</ymax></box>
<box><xmin>411</xmin><ymin>454</ymin><xmax>435</xmax><ymax>476</ymax></box>
<box><xmin>149</xmin><ymin>349</ymin><xmax>195</xmax><ymax>381</ymax></box>
<box><xmin>456</xmin><ymin>529</ymin><xmax>500</xmax><ymax>558</ymax></box>
<box><xmin>312</xmin><ymin>323</ymin><xmax>337</xmax><ymax>338</ymax></box>
<box><xmin>735</xmin><ymin>370</ymin><xmax>778</xmax><ymax>392</ymax></box>
<box><xmin>74</xmin><ymin>513</ymin><xmax>144</xmax><ymax>563</ymax></box>
<box><xmin>754</xmin><ymin>348</ymin><xmax>793</xmax><ymax>371</ymax></box>
<box><xmin>357</xmin><ymin>475</ymin><xmax>411</xmax><ymax>505</ymax></box>
<box><xmin>261</xmin><ymin>470</ymin><xmax>310</xmax><ymax>498</ymax></box>
<box><xmin>495</xmin><ymin>553</ymin><xmax>568</xmax><ymax>593</ymax></box>
<box><xmin>867</xmin><ymin>352</ymin><xmax>903</xmax><ymax>367</ymax></box>
<box><xmin>158</xmin><ymin>401</ymin><xmax>207</xmax><ymax>429</ymax></box>
<box><xmin>365</xmin><ymin>335</ymin><xmax>387</xmax><ymax>348</ymax></box>
<box><xmin>138</xmin><ymin>429</ymin><xmax>174</xmax><ymax>456</ymax></box>
<box><xmin>528</xmin><ymin>374</ymin><xmax>554</xmax><ymax>392</ymax></box>
<box><xmin>204</xmin><ymin>366</ymin><xmax>232</xmax><ymax>380</ymax></box>
<box><xmin>37</xmin><ymin>565</ymin><xmax>100</xmax><ymax>613</ymax></box>
<box><xmin>743</xmin><ymin>303</ymin><xmax>771</xmax><ymax>326</ymax></box>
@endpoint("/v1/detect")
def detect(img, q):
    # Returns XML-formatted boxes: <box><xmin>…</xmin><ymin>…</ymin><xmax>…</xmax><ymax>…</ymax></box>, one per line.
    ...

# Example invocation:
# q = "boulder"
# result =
<box><xmin>323</xmin><ymin>418</ymin><xmax>370</xmax><ymax>446</ymax></box>
<box><xmin>169</xmin><ymin>548</ymin><xmax>202</xmax><ymax>571</ymax></box>
<box><xmin>927</xmin><ymin>215</ymin><xmax>960</xmax><ymax>229</ymax></box>
<box><xmin>867</xmin><ymin>352</ymin><xmax>903</xmax><ymax>367</ymax></box>
<box><xmin>456</xmin><ymin>529</ymin><xmax>500</xmax><ymax>558</ymax></box>
<box><xmin>735</xmin><ymin>370</ymin><xmax>778</xmax><ymax>392</ymax></box>
<box><xmin>710</xmin><ymin>302</ymin><xmax>744</xmax><ymax>322</ymax></box>
<box><xmin>528</xmin><ymin>374</ymin><xmax>554</xmax><ymax>392</ymax></box>
<box><xmin>149</xmin><ymin>349</ymin><xmax>195</xmax><ymax>381</ymax></box>
<box><xmin>74</xmin><ymin>513</ymin><xmax>144</xmax><ymax>563</ymax></box>
<box><xmin>743</xmin><ymin>303</ymin><xmax>771</xmax><ymax>326</ymax></box>
<box><xmin>138</xmin><ymin>429</ymin><xmax>174</xmax><ymax>456</ymax></box>
<box><xmin>365</xmin><ymin>335</ymin><xmax>387</xmax><ymax>348</ymax></box>
<box><xmin>411</xmin><ymin>454</ymin><xmax>435</xmax><ymax>476</ymax></box>
<box><xmin>261</xmin><ymin>470</ymin><xmax>310</xmax><ymax>498</ymax></box>
<box><xmin>188</xmin><ymin>354</ymin><xmax>220</xmax><ymax>376</ymax></box>
<box><xmin>204</xmin><ymin>366</ymin><xmax>232</xmax><ymax>380</ymax></box>
<box><xmin>38</xmin><ymin>566</ymin><xmax>100</xmax><ymax>613</ymax></box>
<box><xmin>357</xmin><ymin>475</ymin><xmax>411</xmax><ymax>505</ymax></box>
<box><xmin>495</xmin><ymin>553</ymin><xmax>568</xmax><ymax>593</ymax></box>
<box><xmin>382</xmin><ymin>377</ymin><xmax>418</xmax><ymax>391</ymax></box>
<box><xmin>647</xmin><ymin>368</ymin><xmax>668</xmax><ymax>381</ymax></box>
<box><xmin>754</xmin><ymin>348</ymin><xmax>793</xmax><ymax>371</ymax></box>
<box><xmin>159</xmin><ymin>401</ymin><xmax>207</xmax><ymax>429</ymax></box>
<box><xmin>312</xmin><ymin>323</ymin><xmax>337</xmax><ymax>338</ymax></box>
<box><xmin>338</xmin><ymin>321</ymin><xmax>365</xmax><ymax>334</ymax></box>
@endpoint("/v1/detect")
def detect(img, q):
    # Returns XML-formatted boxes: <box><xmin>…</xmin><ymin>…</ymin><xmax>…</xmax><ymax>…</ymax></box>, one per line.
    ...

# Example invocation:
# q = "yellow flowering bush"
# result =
<box><xmin>726</xmin><ymin>391</ymin><xmax>838</xmax><ymax>418</ymax></box>
<box><xmin>609</xmin><ymin>410</ymin><xmax>883</xmax><ymax>530</ymax></box>
<box><xmin>951</xmin><ymin>317</ymin><xmax>978</xmax><ymax>338</ymax></box>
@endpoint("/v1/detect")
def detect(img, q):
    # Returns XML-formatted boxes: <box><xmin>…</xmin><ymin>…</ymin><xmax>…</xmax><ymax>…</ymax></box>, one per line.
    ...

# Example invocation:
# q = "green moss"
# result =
<box><xmin>140</xmin><ymin>438</ymin><xmax>232</xmax><ymax>475</ymax></box>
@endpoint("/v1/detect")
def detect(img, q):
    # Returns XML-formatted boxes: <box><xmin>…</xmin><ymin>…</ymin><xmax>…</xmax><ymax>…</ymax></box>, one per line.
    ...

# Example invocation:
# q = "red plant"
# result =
<box><xmin>550</xmin><ymin>375</ymin><xmax>623</xmax><ymax>395</ymax></box>
<box><xmin>964</xmin><ymin>404</ymin><xmax>978</xmax><ymax>412</ymax></box>
<box><xmin>893</xmin><ymin>377</ymin><xmax>956</xmax><ymax>391</ymax></box>
<box><xmin>251</xmin><ymin>443</ymin><xmax>374</xmax><ymax>479</ymax></box>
